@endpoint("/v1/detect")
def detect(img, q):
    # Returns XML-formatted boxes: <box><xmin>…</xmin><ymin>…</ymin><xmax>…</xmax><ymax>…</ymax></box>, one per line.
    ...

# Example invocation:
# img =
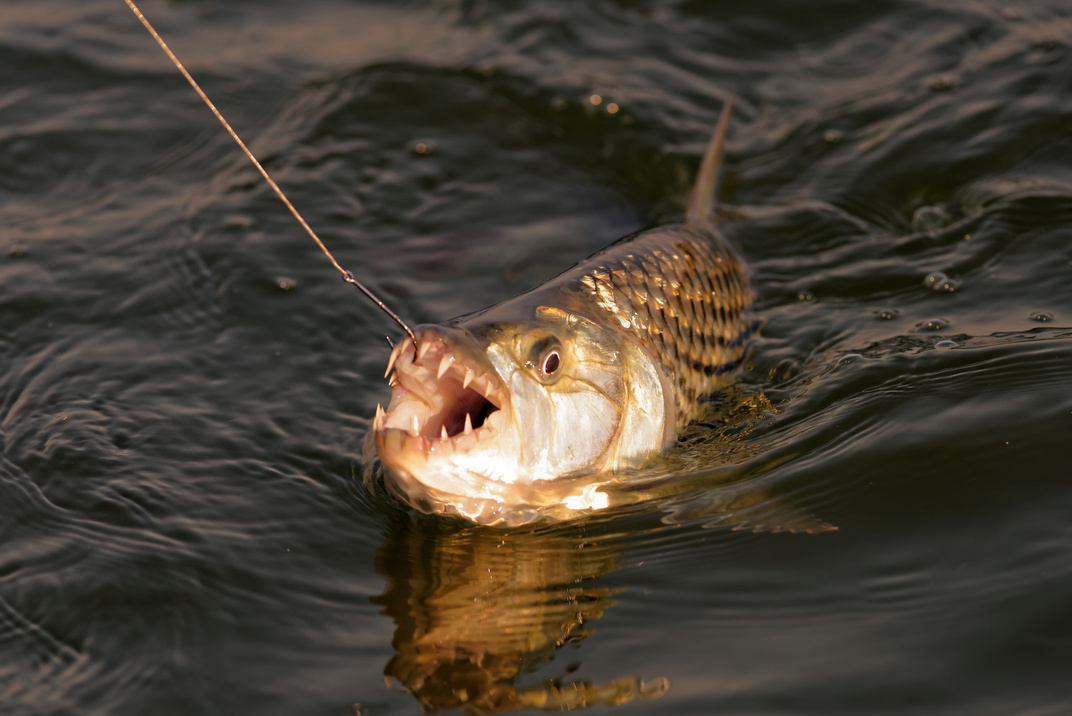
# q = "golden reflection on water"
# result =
<box><xmin>371</xmin><ymin>518</ymin><xmax>668</xmax><ymax>713</ymax></box>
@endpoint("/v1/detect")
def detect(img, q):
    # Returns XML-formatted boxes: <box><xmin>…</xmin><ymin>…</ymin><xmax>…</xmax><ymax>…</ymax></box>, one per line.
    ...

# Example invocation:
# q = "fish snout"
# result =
<box><xmin>374</xmin><ymin>325</ymin><xmax>514</xmax><ymax>496</ymax></box>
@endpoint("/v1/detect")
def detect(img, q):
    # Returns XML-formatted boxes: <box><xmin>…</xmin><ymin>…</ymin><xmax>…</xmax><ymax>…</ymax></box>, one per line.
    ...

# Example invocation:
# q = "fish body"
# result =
<box><xmin>372</xmin><ymin>100</ymin><xmax>753</xmax><ymax>526</ymax></box>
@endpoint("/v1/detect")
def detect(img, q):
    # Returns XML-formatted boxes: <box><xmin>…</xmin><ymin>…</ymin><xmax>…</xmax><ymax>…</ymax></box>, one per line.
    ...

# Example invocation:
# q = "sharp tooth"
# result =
<box><xmin>388</xmin><ymin>373</ymin><xmax>398</xmax><ymax>387</ymax></box>
<box><xmin>373</xmin><ymin>403</ymin><xmax>385</xmax><ymax>430</ymax></box>
<box><xmin>411</xmin><ymin>415</ymin><xmax>420</xmax><ymax>435</ymax></box>
<box><xmin>418</xmin><ymin>340</ymin><xmax>432</xmax><ymax>361</ymax></box>
<box><xmin>464</xmin><ymin>412</ymin><xmax>473</xmax><ymax>435</ymax></box>
<box><xmin>440</xmin><ymin>425</ymin><xmax>448</xmax><ymax>440</ymax></box>
<box><xmin>462</xmin><ymin>369</ymin><xmax>474</xmax><ymax>390</ymax></box>
<box><xmin>384</xmin><ymin>348</ymin><xmax>398</xmax><ymax>378</ymax></box>
<box><xmin>437</xmin><ymin>355</ymin><xmax>451</xmax><ymax>379</ymax></box>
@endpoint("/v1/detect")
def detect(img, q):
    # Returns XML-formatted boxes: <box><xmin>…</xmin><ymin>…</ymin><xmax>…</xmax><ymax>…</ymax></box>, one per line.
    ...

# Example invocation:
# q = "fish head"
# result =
<box><xmin>373</xmin><ymin>300</ymin><xmax>676</xmax><ymax>525</ymax></box>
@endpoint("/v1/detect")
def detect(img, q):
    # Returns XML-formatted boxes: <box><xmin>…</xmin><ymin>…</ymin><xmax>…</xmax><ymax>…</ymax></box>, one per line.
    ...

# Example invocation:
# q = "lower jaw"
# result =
<box><xmin>373</xmin><ymin>449</ymin><xmax>620</xmax><ymax>528</ymax></box>
<box><xmin>372</xmin><ymin>444</ymin><xmax>520</xmax><ymax>524</ymax></box>
<box><xmin>379</xmin><ymin>468</ymin><xmax>511</xmax><ymax>525</ymax></box>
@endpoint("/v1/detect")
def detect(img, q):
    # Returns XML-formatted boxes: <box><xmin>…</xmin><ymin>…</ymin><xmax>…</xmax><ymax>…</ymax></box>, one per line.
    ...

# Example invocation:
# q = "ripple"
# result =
<box><xmin>4</xmin><ymin>1</ymin><xmax>1072</xmax><ymax>715</ymax></box>
<box><xmin>911</xmin><ymin>205</ymin><xmax>951</xmax><ymax>233</ymax></box>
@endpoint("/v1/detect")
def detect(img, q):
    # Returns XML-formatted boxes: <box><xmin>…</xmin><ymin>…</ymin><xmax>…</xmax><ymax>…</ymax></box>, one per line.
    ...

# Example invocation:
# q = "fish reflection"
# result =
<box><xmin>371</xmin><ymin>517</ymin><xmax>668</xmax><ymax>713</ymax></box>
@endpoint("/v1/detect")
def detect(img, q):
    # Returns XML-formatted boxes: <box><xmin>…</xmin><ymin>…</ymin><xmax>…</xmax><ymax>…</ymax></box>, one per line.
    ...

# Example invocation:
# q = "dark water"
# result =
<box><xmin>3</xmin><ymin>0</ymin><xmax>1071</xmax><ymax>714</ymax></box>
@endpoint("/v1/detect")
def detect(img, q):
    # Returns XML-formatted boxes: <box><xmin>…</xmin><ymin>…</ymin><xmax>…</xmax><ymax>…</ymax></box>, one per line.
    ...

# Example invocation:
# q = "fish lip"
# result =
<box><xmin>374</xmin><ymin>324</ymin><xmax>512</xmax><ymax>465</ymax></box>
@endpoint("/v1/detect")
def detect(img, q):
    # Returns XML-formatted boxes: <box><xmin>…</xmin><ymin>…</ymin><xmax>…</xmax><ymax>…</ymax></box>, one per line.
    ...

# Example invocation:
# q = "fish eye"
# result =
<box><xmin>542</xmin><ymin>351</ymin><xmax>560</xmax><ymax>375</ymax></box>
<box><xmin>524</xmin><ymin>335</ymin><xmax>563</xmax><ymax>380</ymax></box>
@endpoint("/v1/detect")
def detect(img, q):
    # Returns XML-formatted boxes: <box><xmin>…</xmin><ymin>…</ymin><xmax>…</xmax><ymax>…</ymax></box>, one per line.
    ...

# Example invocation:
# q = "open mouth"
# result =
<box><xmin>374</xmin><ymin>329</ymin><xmax>506</xmax><ymax>454</ymax></box>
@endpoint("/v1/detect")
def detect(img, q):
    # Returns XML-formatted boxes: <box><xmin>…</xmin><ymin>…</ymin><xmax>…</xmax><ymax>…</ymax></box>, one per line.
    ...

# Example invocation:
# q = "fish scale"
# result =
<box><xmin>568</xmin><ymin>223</ymin><xmax>755</xmax><ymax>428</ymax></box>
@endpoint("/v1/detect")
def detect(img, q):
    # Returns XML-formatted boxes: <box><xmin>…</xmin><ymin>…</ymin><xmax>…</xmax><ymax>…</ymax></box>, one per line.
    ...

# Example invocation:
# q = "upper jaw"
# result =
<box><xmin>373</xmin><ymin>325</ymin><xmax>514</xmax><ymax>491</ymax></box>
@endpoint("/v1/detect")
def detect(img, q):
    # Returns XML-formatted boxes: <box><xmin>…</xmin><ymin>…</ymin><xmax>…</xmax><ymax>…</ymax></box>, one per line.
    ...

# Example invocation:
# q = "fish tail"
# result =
<box><xmin>684</xmin><ymin>94</ymin><xmax>735</xmax><ymax>227</ymax></box>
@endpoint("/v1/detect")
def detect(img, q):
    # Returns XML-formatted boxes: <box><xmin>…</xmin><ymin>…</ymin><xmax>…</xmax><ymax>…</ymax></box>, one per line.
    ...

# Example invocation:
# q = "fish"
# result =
<box><xmin>371</xmin><ymin>97</ymin><xmax>756</xmax><ymax>526</ymax></box>
<box><xmin>119</xmin><ymin>1</ymin><xmax>760</xmax><ymax>527</ymax></box>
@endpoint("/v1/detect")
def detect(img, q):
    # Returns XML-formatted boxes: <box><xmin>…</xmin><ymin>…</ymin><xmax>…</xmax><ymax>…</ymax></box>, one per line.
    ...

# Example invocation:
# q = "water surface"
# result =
<box><xmin>2</xmin><ymin>1</ymin><xmax>1071</xmax><ymax>714</ymax></box>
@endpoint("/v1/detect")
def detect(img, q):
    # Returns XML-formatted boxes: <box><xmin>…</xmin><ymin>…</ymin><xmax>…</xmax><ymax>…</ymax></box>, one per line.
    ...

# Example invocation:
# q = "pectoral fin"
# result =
<box><xmin>661</xmin><ymin>486</ymin><xmax>838</xmax><ymax>534</ymax></box>
<box><xmin>701</xmin><ymin>497</ymin><xmax>838</xmax><ymax>534</ymax></box>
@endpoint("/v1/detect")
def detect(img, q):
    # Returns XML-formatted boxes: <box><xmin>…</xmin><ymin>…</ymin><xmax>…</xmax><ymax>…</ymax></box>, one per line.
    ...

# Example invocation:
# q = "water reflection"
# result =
<box><xmin>371</xmin><ymin>517</ymin><xmax>668</xmax><ymax>713</ymax></box>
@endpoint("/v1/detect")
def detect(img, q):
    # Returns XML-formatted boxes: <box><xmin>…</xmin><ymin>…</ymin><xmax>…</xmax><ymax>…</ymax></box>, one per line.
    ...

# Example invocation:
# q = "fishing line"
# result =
<box><xmin>122</xmin><ymin>0</ymin><xmax>417</xmax><ymax>348</ymax></box>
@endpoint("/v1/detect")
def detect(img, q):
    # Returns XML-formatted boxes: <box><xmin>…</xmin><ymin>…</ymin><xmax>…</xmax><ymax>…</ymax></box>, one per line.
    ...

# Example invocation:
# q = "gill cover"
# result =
<box><xmin>480</xmin><ymin>305</ymin><xmax>676</xmax><ymax>476</ymax></box>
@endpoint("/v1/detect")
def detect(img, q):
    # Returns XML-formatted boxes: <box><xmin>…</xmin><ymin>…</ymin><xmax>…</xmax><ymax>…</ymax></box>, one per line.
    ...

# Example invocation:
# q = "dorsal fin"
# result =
<box><xmin>685</xmin><ymin>94</ymin><xmax>735</xmax><ymax>226</ymax></box>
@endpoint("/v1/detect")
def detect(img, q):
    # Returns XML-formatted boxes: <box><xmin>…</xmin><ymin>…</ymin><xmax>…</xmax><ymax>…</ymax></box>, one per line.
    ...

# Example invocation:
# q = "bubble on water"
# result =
<box><xmin>1025</xmin><ymin>40</ymin><xmax>1063</xmax><ymax>65</ymax></box>
<box><xmin>223</xmin><ymin>214</ymin><xmax>253</xmax><ymax>231</ymax></box>
<box><xmin>928</xmin><ymin>73</ymin><xmax>958</xmax><ymax>91</ymax></box>
<box><xmin>874</xmin><ymin>308</ymin><xmax>899</xmax><ymax>320</ymax></box>
<box><xmin>1030</xmin><ymin>311</ymin><xmax>1054</xmax><ymax>322</ymax></box>
<box><xmin>934</xmin><ymin>340</ymin><xmax>958</xmax><ymax>348</ymax></box>
<box><xmin>912</xmin><ymin>205</ymin><xmax>951</xmax><ymax>232</ymax></box>
<box><xmin>917</xmin><ymin>317</ymin><xmax>951</xmax><ymax>331</ymax></box>
<box><xmin>837</xmin><ymin>353</ymin><xmax>862</xmax><ymax>366</ymax></box>
<box><xmin>824</xmin><ymin>129</ymin><xmax>842</xmax><ymax>144</ymax></box>
<box><xmin>924</xmin><ymin>271</ymin><xmax>961</xmax><ymax>292</ymax></box>
<box><xmin>1033</xmin><ymin>36</ymin><xmax>1062</xmax><ymax>51</ymax></box>
<box><xmin>797</xmin><ymin>291</ymin><xmax>815</xmax><ymax>302</ymax></box>
<box><xmin>413</xmin><ymin>140</ymin><xmax>436</xmax><ymax>155</ymax></box>
<box><xmin>275</xmin><ymin>277</ymin><xmax>297</xmax><ymax>292</ymax></box>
